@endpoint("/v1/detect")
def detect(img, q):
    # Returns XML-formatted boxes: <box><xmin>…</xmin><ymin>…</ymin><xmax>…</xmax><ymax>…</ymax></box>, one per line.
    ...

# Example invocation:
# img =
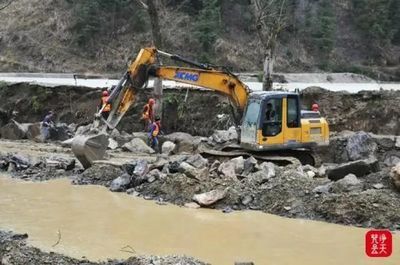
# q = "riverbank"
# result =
<box><xmin>0</xmin><ymin>230</ymin><xmax>207</xmax><ymax>265</ymax></box>
<box><xmin>1</xmin><ymin>129</ymin><xmax>400</xmax><ymax>230</ymax></box>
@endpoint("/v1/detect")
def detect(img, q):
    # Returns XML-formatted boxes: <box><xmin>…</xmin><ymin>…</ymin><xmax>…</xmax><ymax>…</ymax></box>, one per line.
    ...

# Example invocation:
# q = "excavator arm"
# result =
<box><xmin>106</xmin><ymin>47</ymin><xmax>249</xmax><ymax>130</ymax></box>
<box><xmin>72</xmin><ymin>47</ymin><xmax>250</xmax><ymax>168</ymax></box>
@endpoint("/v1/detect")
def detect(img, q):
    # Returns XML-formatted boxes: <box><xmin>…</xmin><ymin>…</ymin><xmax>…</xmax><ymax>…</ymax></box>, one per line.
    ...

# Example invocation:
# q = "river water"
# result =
<box><xmin>0</xmin><ymin>176</ymin><xmax>399</xmax><ymax>264</ymax></box>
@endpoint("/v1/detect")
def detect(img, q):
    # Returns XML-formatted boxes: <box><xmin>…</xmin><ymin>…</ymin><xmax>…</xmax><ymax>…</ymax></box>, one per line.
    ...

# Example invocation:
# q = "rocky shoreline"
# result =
<box><xmin>0</xmin><ymin>230</ymin><xmax>207</xmax><ymax>265</ymax></box>
<box><xmin>1</xmin><ymin>129</ymin><xmax>400</xmax><ymax>231</ymax></box>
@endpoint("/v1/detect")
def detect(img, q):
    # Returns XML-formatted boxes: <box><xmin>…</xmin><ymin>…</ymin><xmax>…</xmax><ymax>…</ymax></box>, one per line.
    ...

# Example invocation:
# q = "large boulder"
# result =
<box><xmin>161</xmin><ymin>132</ymin><xmax>200</xmax><ymax>153</ymax></box>
<box><xmin>345</xmin><ymin>131</ymin><xmax>377</xmax><ymax>161</ymax></box>
<box><xmin>193</xmin><ymin>189</ymin><xmax>226</xmax><ymax>206</ymax></box>
<box><xmin>326</xmin><ymin>158</ymin><xmax>380</xmax><ymax>181</ymax></box>
<box><xmin>390</xmin><ymin>163</ymin><xmax>400</xmax><ymax>191</ymax></box>
<box><xmin>0</xmin><ymin>121</ymin><xmax>27</xmax><ymax>140</ymax></box>
<box><xmin>26</xmin><ymin>123</ymin><xmax>41</xmax><ymax>140</ymax></box>
<box><xmin>122</xmin><ymin>138</ymin><xmax>155</xmax><ymax>154</ymax></box>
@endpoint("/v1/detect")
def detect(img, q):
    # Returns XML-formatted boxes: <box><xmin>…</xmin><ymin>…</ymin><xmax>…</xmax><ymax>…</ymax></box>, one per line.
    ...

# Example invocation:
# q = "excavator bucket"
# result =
<box><xmin>71</xmin><ymin>74</ymin><xmax>138</xmax><ymax>169</ymax></box>
<box><xmin>71</xmin><ymin>133</ymin><xmax>109</xmax><ymax>169</ymax></box>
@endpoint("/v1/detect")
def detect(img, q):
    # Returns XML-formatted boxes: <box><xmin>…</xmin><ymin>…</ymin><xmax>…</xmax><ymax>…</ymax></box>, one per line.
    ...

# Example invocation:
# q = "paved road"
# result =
<box><xmin>1</xmin><ymin>73</ymin><xmax>399</xmax><ymax>93</ymax></box>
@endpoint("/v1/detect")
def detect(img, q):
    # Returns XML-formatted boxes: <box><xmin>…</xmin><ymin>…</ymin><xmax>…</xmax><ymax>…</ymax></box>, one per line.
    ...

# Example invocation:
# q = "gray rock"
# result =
<box><xmin>312</xmin><ymin>183</ymin><xmax>332</xmax><ymax>194</ymax></box>
<box><xmin>306</xmin><ymin>171</ymin><xmax>316</xmax><ymax>178</ymax></box>
<box><xmin>147</xmin><ymin>169</ymin><xmax>164</xmax><ymax>181</ymax></box>
<box><xmin>108</xmin><ymin>138</ymin><xmax>119</xmax><ymax>150</ymax></box>
<box><xmin>326</xmin><ymin>158</ymin><xmax>380</xmax><ymax>181</ymax></box>
<box><xmin>26</xmin><ymin>123</ymin><xmax>41</xmax><ymax>140</ymax></box>
<box><xmin>161</xmin><ymin>141</ymin><xmax>176</xmax><ymax>155</ymax></box>
<box><xmin>46</xmin><ymin>156</ymin><xmax>75</xmax><ymax>170</ymax></box>
<box><xmin>133</xmin><ymin>160</ymin><xmax>149</xmax><ymax>177</ymax></box>
<box><xmin>345</xmin><ymin>131</ymin><xmax>377</xmax><ymax>161</ymax></box>
<box><xmin>384</xmin><ymin>155</ymin><xmax>400</xmax><ymax>167</ymax></box>
<box><xmin>110</xmin><ymin>173</ymin><xmax>132</xmax><ymax>192</ymax></box>
<box><xmin>186</xmin><ymin>154</ymin><xmax>208</xmax><ymax>169</ymax></box>
<box><xmin>243</xmin><ymin>156</ymin><xmax>257</xmax><ymax>176</ymax></box>
<box><xmin>396</xmin><ymin>137</ymin><xmax>400</xmax><ymax>148</ymax></box>
<box><xmin>373</xmin><ymin>183</ymin><xmax>384</xmax><ymax>189</ymax></box>
<box><xmin>0</xmin><ymin>121</ymin><xmax>27</xmax><ymax>140</ymax></box>
<box><xmin>122</xmin><ymin>138</ymin><xmax>155</xmax><ymax>154</ymax></box>
<box><xmin>241</xmin><ymin>195</ymin><xmax>253</xmax><ymax>205</ymax></box>
<box><xmin>210</xmin><ymin>160</ymin><xmax>221</xmax><ymax>172</ymax></box>
<box><xmin>161</xmin><ymin>132</ymin><xmax>199</xmax><ymax>153</ymax></box>
<box><xmin>193</xmin><ymin>189</ymin><xmax>226</xmax><ymax>206</ymax></box>
<box><xmin>184</xmin><ymin>202</ymin><xmax>200</xmax><ymax>209</ymax></box>
<box><xmin>49</xmin><ymin>123</ymin><xmax>73</xmax><ymax>141</ymax></box>
<box><xmin>331</xmin><ymin>174</ymin><xmax>362</xmax><ymax>193</ymax></box>
<box><xmin>258</xmin><ymin>162</ymin><xmax>276</xmax><ymax>179</ymax></box>
<box><xmin>230</xmin><ymin>156</ymin><xmax>245</xmax><ymax>175</ymax></box>
<box><xmin>178</xmin><ymin>162</ymin><xmax>209</xmax><ymax>180</ymax></box>
<box><xmin>390</xmin><ymin>163</ymin><xmax>400</xmax><ymax>191</ymax></box>
<box><xmin>218</xmin><ymin>161</ymin><xmax>237</xmax><ymax>179</ymax></box>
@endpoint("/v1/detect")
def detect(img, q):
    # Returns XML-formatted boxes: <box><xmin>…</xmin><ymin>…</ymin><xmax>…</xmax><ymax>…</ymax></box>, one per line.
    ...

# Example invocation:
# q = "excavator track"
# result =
<box><xmin>199</xmin><ymin>144</ymin><xmax>320</xmax><ymax>167</ymax></box>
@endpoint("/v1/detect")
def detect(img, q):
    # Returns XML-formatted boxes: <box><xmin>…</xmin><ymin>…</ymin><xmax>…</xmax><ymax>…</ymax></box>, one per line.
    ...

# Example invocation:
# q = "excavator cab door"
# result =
<box><xmin>240</xmin><ymin>99</ymin><xmax>261</xmax><ymax>145</ymax></box>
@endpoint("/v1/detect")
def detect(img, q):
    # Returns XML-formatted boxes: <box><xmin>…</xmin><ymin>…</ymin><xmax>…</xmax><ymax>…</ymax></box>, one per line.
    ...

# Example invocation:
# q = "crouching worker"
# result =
<box><xmin>148</xmin><ymin>116</ymin><xmax>162</xmax><ymax>153</ymax></box>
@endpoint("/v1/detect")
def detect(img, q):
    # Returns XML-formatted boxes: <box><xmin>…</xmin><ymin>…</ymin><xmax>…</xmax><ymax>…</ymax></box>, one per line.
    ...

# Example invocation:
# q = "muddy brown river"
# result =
<box><xmin>0</xmin><ymin>176</ymin><xmax>399</xmax><ymax>264</ymax></box>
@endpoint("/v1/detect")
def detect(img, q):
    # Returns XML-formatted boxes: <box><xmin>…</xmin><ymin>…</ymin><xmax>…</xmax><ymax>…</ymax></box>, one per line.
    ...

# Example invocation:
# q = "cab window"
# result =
<box><xmin>262</xmin><ymin>98</ymin><xmax>282</xmax><ymax>136</ymax></box>
<box><xmin>287</xmin><ymin>96</ymin><xmax>300</xmax><ymax>128</ymax></box>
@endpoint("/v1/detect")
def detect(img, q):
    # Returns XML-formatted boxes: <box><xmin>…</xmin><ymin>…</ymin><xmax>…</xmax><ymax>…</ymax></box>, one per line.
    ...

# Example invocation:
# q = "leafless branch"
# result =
<box><xmin>52</xmin><ymin>229</ymin><xmax>61</xmax><ymax>247</ymax></box>
<box><xmin>135</xmin><ymin>0</ymin><xmax>148</xmax><ymax>10</ymax></box>
<box><xmin>120</xmin><ymin>245</ymin><xmax>137</xmax><ymax>254</ymax></box>
<box><xmin>0</xmin><ymin>0</ymin><xmax>14</xmax><ymax>11</ymax></box>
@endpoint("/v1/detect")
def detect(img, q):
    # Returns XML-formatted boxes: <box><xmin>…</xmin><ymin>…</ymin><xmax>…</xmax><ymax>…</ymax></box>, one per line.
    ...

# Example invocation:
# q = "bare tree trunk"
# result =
<box><xmin>147</xmin><ymin>0</ymin><xmax>163</xmax><ymax>117</ymax></box>
<box><xmin>263</xmin><ymin>49</ymin><xmax>274</xmax><ymax>91</ymax></box>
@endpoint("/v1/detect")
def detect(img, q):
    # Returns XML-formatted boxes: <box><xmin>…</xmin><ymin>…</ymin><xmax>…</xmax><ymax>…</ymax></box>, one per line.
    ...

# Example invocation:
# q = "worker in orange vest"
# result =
<box><xmin>141</xmin><ymin>98</ymin><xmax>155</xmax><ymax>131</ymax></box>
<box><xmin>148</xmin><ymin>116</ymin><xmax>162</xmax><ymax>152</ymax></box>
<box><xmin>99</xmin><ymin>90</ymin><xmax>111</xmax><ymax>120</ymax></box>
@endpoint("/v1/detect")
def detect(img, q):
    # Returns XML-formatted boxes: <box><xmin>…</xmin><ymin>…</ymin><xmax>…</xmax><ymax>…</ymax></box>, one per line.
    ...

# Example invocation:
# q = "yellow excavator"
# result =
<box><xmin>72</xmin><ymin>47</ymin><xmax>329</xmax><ymax>168</ymax></box>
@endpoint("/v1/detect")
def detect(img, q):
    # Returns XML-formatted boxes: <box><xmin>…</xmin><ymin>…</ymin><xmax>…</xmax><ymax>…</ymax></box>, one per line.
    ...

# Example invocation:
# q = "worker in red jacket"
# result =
<box><xmin>141</xmin><ymin>98</ymin><xmax>156</xmax><ymax>131</ymax></box>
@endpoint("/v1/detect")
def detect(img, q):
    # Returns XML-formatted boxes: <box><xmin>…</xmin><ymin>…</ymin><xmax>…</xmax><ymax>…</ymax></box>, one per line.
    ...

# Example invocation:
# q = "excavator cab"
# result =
<box><xmin>240</xmin><ymin>92</ymin><xmax>329</xmax><ymax>151</ymax></box>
